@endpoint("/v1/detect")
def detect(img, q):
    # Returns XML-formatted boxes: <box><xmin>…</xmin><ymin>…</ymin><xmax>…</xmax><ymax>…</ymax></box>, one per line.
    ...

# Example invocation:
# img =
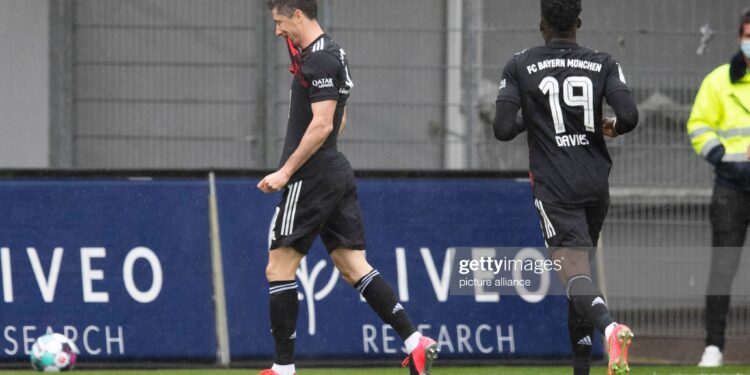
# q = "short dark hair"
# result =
<box><xmin>740</xmin><ymin>7</ymin><xmax>750</xmax><ymax>36</ymax></box>
<box><xmin>267</xmin><ymin>0</ymin><xmax>318</xmax><ymax>20</ymax></box>
<box><xmin>541</xmin><ymin>0</ymin><xmax>582</xmax><ymax>33</ymax></box>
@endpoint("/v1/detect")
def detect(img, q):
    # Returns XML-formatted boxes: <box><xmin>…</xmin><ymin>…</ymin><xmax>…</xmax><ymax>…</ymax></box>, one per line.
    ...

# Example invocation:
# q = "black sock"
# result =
<box><xmin>568</xmin><ymin>299</ymin><xmax>594</xmax><ymax>375</ymax></box>
<box><xmin>355</xmin><ymin>270</ymin><xmax>417</xmax><ymax>341</ymax></box>
<box><xmin>566</xmin><ymin>275</ymin><xmax>615</xmax><ymax>334</ymax></box>
<box><xmin>269</xmin><ymin>280</ymin><xmax>298</xmax><ymax>365</ymax></box>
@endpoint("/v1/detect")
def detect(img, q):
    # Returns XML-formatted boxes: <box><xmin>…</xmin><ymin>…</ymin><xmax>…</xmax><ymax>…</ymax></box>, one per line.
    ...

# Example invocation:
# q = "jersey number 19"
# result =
<box><xmin>539</xmin><ymin>76</ymin><xmax>594</xmax><ymax>134</ymax></box>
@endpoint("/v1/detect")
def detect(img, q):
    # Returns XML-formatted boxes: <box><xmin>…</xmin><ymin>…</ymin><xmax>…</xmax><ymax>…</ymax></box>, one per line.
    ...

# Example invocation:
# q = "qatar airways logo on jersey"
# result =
<box><xmin>312</xmin><ymin>78</ymin><xmax>334</xmax><ymax>89</ymax></box>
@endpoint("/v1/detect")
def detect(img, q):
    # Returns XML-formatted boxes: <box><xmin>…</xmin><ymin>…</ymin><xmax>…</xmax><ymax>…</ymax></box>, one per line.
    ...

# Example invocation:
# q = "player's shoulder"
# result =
<box><xmin>574</xmin><ymin>46</ymin><xmax>628</xmax><ymax>77</ymax></box>
<box><xmin>510</xmin><ymin>46</ymin><xmax>542</xmax><ymax>60</ymax></box>
<box><xmin>507</xmin><ymin>45</ymin><xmax>567</xmax><ymax>64</ymax></box>
<box><xmin>310</xmin><ymin>35</ymin><xmax>340</xmax><ymax>52</ymax></box>
<box><xmin>575</xmin><ymin>45</ymin><xmax>616</xmax><ymax>62</ymax></box>
<box><xmin>502</xmin><ymin>47</ymin><xmax>537</xmax><ymax>71</ymax></box>
<box><xmin>308</xmin><ymin>35</ymin><xmax>343</xmax><ymax>57</ymax></box>
<box><xmin>304</xmin><ymin>37</ymin><xmax>342</xmax><ymax>66</ymax></box>
<box><xmin>513</xmin><ymin>47</ymin><xmax>533</xmax><ymax>57</ymax></box>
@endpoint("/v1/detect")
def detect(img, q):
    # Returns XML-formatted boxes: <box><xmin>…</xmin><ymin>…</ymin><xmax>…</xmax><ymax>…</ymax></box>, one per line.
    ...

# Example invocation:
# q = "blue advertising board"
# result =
<box><xmin>0</xmin><ymin>179</ymin><xmax>216</xmax><ymax>361</ymax></box>
<box><xmin>218</xmin><ymin>177</ymin><xmax>600</xmax><ymax>361</ymax></box>
<box><xmin>0</xmin><ymin>176</ymin><xmax>601</xmax><ymax>363</ymax></box>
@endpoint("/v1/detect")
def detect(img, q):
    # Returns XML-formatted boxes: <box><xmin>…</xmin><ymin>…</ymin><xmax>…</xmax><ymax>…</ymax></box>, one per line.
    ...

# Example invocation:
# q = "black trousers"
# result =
<box><xmin>706</xmin><ymin>184</ymin><xmax>750</xmax><ymax>350</ymax></box>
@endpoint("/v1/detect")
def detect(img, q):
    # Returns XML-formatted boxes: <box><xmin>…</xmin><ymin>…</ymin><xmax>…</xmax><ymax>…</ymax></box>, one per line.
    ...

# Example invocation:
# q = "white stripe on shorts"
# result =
<box><xmin>535</xmin><ymin>199</ymin><xmax>557</xmax><ymax>238</ymax></box>
<box><xmin>281</xmin><ymin>182</ymin><xmax>297</xmax><ymax>236</ymax></box>
<box><xmin>281</xmin><ymin>181</ymin><xmax>303</xmax><ymax>236</ymax></box>
<box><xmin>268</xmin><ymin>207</ymin><xmax>280</xmax><ymax>249</ymax></box>
<box><xmin>286</xmin><ymin>181</ymin><xmax>303</xmax><ymax>235</ymax></box>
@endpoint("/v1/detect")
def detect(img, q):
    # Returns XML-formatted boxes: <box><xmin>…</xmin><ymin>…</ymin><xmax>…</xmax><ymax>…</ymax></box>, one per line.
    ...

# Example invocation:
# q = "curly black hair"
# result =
<box><xmin>266</xmin><ymin>0</ymin><xmax>318</xmax><ymax>20</ymax></box>
<box><xmin>740</xmin><ymin>7</ymin><xmax>750</xmax><ymax>36</ymax></box>
<box><xmin>541</xmin><ymin>0</ymin><xmax>582</xmax><ymax>33</ymax></box>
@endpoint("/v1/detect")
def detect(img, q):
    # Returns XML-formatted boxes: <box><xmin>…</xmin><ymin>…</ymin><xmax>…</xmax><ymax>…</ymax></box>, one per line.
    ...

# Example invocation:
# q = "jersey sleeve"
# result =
<box><xmin>495</xmin><ymin>58</ymin><xmax>521</xmax><ymax>105</ymax></box>
<box><xmin>301</xmin><ymin>52</ymin><xmax>343</xmax><ymax>103</ymax></box>
<box><xmin>604</xmin><ymin>55</ymin><xmax>631</xmax><ymax>97</ymax></box>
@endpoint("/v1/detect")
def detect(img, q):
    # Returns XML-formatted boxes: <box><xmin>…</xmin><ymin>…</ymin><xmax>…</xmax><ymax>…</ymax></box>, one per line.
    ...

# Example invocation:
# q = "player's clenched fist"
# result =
<box><xmin>602</xmin><ymin>117</ymin><xmax>619</xmax><ymax>138</ymax></box>
<box><xmin>257</xmin><ymin>170</ymin><xmax>291</xmax><ymax>193</ymax></box>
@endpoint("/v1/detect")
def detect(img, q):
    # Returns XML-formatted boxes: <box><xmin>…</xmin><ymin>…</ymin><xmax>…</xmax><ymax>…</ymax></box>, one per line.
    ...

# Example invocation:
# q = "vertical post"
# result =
<box><xmin>208</xmin><ymin>172</ymin><xmax>231</xmax><ymax>367</ymax></box>
<box><xmin>444</xmin><ymin>0</ymin><xmax>465</xmax><ymax>169</ymax></box>
<box><xmin>262</xmin><ymin>0</ymin><xmax>279</xmax><ymax>169</ymax></box>
<box><xmin>462</xmin><ymin>0</ymin><xmax>483</xmax><ymax>169</ymax></box>
<box><xmin>49</xmin><ymin>0</ymin><xmax>75</xmax><ymax>168</ymax></box>
<box><xmin>256</xmin><ymin>0</ymin><xmax>268</xmax><ymax>169</ymax></box>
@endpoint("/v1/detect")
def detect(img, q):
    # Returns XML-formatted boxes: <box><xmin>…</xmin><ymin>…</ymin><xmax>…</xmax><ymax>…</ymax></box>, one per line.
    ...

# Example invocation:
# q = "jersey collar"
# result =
<box><xmin>545</xmin><ymin>39</ymin><xmax>579</xmax><ymax>50</ymax></box>
<box><xmin>730</xmin><ymin>51</ymin><xmax>750</xmax><ymax>84</ymax></box>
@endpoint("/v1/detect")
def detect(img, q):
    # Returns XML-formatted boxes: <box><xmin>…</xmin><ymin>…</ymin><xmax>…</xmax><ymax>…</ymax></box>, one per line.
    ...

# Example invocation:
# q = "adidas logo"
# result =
<box><xmin>577</xmin><ymin>336</ymin><xmax>593</xmax><ymax>346</ymax></box>
<box><xmin>392</xmin><ymin>303</ymin><xmax>404</xmax><ymax>314</ymax></box>
<box><xmin>592</xmin><ymin>297</ymin><xmax>606</xmax><ymax>307</ymax></box>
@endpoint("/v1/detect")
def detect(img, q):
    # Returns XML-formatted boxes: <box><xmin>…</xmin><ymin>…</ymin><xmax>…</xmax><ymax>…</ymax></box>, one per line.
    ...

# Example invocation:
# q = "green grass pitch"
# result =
<box><xmin>5</xmin><ymin>367</ymin><xmax>750</xmax><ymax>375</ymax></box>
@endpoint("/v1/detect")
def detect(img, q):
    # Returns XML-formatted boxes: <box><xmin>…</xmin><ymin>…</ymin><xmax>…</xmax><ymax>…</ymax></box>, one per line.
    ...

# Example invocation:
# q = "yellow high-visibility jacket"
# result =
<box><xmin>687</xmin><ymin>62</ymin><xmax>750</xmax><ymax>189</ymax></box>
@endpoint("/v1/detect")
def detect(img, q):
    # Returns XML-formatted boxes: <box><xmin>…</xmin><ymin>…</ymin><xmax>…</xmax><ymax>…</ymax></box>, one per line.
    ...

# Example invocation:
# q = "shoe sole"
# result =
<box><xmin>422</xmin><ymin>343</ymin><xmax>439</xmax><ymax>375</ymax></box>
<box><xmin>609</xmin><ymin>328</ymin><xmax>633</xmax><ymax>375</ymax></box>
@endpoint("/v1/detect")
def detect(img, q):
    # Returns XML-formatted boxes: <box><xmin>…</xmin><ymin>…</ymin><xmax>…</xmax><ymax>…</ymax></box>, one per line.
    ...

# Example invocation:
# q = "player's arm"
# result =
<box><xmin>602</xmin><ymin>90</ymin><xmax>639</xmax><ymax>138</ymax></box>
<box><xmin>258</xmin><ymin>100</ymin><xmax>336</xmax><ymax>193</ymax></box>
<box><xmin>493</xmin><ymin>59</ymin><xmax>524</xmax><ymax>141</ymax></box>
<box><xmin>602</xmin><ymin>59</ymin><xmax>639</xmax><ymax>138</ymax></box>
<box><xmin>493</xmin><ymin>100</ymin><xmax>525</xmax><ymax>141</ymax></box>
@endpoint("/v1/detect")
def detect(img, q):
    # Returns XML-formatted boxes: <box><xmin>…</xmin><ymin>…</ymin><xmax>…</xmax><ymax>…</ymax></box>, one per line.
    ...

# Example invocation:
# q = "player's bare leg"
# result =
<box><xmin>331</xmin><ymin>248</ymin><xmax>438</xmax><ymax>374</ymax></box>
<box><xmin>330</xmin><ymin>247</ymin><xmax>373</xmax><ymax>284</ymax></box>
<box><xmin>551</xmin><ymin>247</ymin><xmax>592</xmax><ymax>282</ymax></box>
<box><xmin>267</xmin><ymin>247</ymin><xmax>304</xmax><ymax>282</ymax></box>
